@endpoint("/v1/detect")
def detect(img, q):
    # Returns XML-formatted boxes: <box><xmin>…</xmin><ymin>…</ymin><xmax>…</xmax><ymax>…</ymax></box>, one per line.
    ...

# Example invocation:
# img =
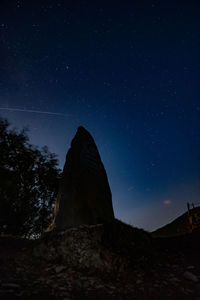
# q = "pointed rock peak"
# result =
<box><xmin>72</xmin><ymin>126</ymin><xmax>95</xmax><ymax>147</ymax></box>
<box><xmin>77</xmin><ymin>125</ymin><xmax>88</xmax><ymax>133</ymax></box>
<box><xmin>77</xmin><ymin>126</ymin><xmax>91</xmax><ymax>138</ymax></box>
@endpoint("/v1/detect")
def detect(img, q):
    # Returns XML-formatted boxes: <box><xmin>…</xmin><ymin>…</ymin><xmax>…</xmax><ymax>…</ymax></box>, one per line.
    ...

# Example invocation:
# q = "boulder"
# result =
<box><xmin>35</xmin><ymin>220</ymin><xmax>152</xmax><ymax>273</ymax></box>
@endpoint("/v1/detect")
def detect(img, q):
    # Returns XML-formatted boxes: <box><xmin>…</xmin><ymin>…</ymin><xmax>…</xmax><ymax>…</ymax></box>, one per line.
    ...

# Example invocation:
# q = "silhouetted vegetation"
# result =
<box><xmin>0</xmin><ymin>118</ymin><xmax>61</xmax><ymax>238</ymax></box>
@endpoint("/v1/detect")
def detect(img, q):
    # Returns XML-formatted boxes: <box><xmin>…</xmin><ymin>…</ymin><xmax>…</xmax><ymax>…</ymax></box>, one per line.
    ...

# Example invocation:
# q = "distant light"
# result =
<box><xmin>163</xmin><ymin>199</ymin><xmax>172</xmax><ymax>206</ymax></box>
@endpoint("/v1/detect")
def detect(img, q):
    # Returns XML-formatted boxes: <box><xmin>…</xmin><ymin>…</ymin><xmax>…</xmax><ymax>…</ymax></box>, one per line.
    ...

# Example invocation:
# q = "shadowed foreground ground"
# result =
<box><xmin>0</xmin><ymin>221</ymin><xmax>200</xmax><ymax>300</ymax></box>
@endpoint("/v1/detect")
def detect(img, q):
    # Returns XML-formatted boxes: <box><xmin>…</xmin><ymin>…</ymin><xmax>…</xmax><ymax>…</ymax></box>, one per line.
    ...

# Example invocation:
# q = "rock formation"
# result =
<box><xmin>55</xmin><ymin>126</ymin><xmax>114</xmax><ymax>228</ymax></box>
<box><xmin>35</xmin><ymin>220</ymin><xmax>152</xmax><ymax>273</ymax></box>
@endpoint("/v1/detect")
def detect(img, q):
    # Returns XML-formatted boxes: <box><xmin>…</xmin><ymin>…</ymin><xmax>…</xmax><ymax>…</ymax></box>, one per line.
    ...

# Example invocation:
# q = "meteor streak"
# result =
<box><xmin>0</xmin><ymin>107</ymin><xmax>72</xmax><ymax>117</ymax></box>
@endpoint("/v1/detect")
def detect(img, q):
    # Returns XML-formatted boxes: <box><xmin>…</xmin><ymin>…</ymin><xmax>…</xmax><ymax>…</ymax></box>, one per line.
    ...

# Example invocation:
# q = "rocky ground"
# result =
<box><xmin>0</xmin><ymin>221</ymin><xmax>200</xmax><ymax>300</ymax></box>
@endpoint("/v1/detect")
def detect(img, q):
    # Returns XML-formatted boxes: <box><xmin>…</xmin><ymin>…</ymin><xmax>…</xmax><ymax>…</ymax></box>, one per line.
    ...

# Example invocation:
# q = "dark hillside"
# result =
<box><xmin>152</xmin><ymin>207</ymin><xmax>200</xmax><ymax>237</ymax></box>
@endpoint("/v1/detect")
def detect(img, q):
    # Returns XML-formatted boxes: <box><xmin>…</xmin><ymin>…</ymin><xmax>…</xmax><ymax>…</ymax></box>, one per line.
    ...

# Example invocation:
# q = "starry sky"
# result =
<box><xmin>0</xmin><ymin>1</ymin><xmax>200</xmax><ymax>231</ymax></box>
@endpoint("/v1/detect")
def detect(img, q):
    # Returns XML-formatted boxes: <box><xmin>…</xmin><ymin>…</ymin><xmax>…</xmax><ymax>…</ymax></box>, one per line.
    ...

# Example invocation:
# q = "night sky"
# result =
<box><xmin>0</xmin><ymin>1</ymin><xmax>199</xmax><ymax>231</ymax></box>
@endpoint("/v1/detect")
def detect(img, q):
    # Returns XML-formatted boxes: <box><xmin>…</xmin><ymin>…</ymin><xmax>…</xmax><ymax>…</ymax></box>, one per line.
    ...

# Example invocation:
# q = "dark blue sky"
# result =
<box><xmin>0</xmin><ymin>1</ymin><xmax>199</xmax><ymax>230</ymax></box>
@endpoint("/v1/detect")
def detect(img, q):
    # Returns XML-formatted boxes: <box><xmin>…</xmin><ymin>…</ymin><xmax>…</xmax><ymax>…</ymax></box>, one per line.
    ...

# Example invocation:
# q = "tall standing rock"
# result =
<box><xmin>55</xmin><ymin>126</ymin><xmax>114</xmax><ymax>228</ymax></box>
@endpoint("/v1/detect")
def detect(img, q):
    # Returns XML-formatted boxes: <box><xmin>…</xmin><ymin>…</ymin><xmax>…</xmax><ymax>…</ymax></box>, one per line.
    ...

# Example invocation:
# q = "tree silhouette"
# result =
<box><xmin>0</xmin><ymin>118</ymin><xmax>60</xmax><ymax>238</ymax></box>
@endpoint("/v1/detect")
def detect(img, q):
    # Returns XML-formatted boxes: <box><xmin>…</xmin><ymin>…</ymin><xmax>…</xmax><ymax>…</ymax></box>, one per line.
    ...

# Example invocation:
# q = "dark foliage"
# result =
<box><xmin>0</xmin><ymin>118</ymin><xmax>61</xmax><ymax>238</ymax></box>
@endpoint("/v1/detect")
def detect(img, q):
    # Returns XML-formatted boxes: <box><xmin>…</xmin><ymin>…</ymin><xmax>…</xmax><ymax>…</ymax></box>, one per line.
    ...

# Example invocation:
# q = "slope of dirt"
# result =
<box><xmin>1</xmin><ymin>224</ymin><xmax>200</xmax><ymax>299</ymax></box>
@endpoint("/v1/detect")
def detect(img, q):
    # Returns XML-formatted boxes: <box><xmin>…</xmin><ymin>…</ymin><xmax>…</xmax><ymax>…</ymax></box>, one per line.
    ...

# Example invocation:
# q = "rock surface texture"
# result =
<box><xmin>55</xmin><ymin>126</ymin><xmax>114</xmax><ymax>229</ymax></box>
<box><xmin>1</xmin><ymin>225</ymin><xmax>200</xmax><ymax>300</ymax></box>
<box><xmin>35</xmin><ymin>220</ymin><xmax>152</xmax><ymax>273</ymax></box>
